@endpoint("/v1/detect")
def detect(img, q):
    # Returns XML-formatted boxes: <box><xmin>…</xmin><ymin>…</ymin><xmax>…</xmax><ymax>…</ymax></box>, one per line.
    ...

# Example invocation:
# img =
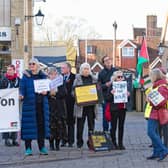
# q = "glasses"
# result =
<box><xmin>117</xmin><ymin>75</ymin><xmax>123</xmax><ymax>79</ymax></box>
<box><xmin>29</xmin><ymin>63</ymin><xmax>36</xmax><ymax>66</ymax></box>
<box><xmin>104</xmin><ymin>58</ymin><xmax>111</xmax><ymax>62</ymax></box>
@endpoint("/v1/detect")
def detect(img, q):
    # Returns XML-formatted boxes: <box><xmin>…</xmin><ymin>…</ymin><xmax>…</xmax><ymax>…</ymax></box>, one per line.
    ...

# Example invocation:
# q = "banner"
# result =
<box><xmin>0</xmin><ymin>88</ymin><xmax>20</xmax><ymax>133</ymax></box>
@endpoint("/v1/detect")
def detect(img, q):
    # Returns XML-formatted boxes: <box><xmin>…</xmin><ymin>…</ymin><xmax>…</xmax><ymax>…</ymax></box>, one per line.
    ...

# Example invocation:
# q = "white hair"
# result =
<box><xmin>79</xmin><ymin>62</ymin><xmax>91</xmax><ymax>75</ymax></box>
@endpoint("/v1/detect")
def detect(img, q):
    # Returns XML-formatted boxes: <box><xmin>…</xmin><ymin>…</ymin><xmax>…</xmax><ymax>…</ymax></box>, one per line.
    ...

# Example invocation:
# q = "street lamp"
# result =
<box><xmin>25</xmin><ymin>9</ymin><xmax>44</xmax><ymax>26</ymax></box>
<box><xmin>112</xmin><ymin>21</ymin><xmax>117</xmax><ymax>67</ymax></box>
<box><xmin>158</xmin><ymin>43</ymin><xmax>165</xmax><ymax>56</ymax></box>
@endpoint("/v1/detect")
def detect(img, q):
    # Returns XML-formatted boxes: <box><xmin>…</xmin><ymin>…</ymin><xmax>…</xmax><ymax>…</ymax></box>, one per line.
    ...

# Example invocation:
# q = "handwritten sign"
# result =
<box><xmin>147</xmin><ymin>89</ymin><xmax>165</xmax><ymax>106</ymax></box>
<box><xmin>113</xmin><ymin>81</ymin><xmax>128</xmax><ymax>103</ymax></box>
<box><xmin>34</xmin><ymin>79</ymin><xmax>50</xmax><ymax>93</ymax></box>
<box><xmin>49</xmin><ymin>75</ymin><xmax>63</xmax><ymax>89</ymax></box>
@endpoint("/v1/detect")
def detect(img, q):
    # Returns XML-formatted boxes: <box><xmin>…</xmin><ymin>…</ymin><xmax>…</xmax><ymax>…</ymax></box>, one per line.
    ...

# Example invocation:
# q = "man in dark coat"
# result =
<box><xmin>61</xmin><ymin>62</ymin><xmax>75</xmax><ymax>147</ymax></box>
<box><xmin>98</xmin><ymin>56</ymin><xmax>118</xmax><ymax>132</ymax></box>
<box><xmin>0</xmin><ymin>65</ymin><xmax>20</xmax><ymax>146</ymax></box>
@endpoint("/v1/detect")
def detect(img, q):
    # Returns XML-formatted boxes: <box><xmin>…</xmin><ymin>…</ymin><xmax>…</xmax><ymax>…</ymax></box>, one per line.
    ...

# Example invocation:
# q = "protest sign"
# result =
<box><xmin>113</xmin><ymin>81</ymin><xmax>128</xmax><ymax>103</ymax></box>
<box><xmin>49</xmin><ymin>75</ymin><xmax>63</xmax><ymax>89</ymax></box>
<box><xmin>34</xmin><ymin>79</ymin><xmax>50</xmax><ymax>93</ymax></box>
<box><xmin>0</xmin><ymin>88</ymin><xmax>20</xmax><ymax>132</ymax></box>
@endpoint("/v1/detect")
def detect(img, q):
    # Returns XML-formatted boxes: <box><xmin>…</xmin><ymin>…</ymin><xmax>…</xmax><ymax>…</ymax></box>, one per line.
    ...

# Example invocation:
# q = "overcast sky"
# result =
<box><xmin>34</xmin><ymin>0</ymin><xmax>168</xmax><ymax>40</ymax></box>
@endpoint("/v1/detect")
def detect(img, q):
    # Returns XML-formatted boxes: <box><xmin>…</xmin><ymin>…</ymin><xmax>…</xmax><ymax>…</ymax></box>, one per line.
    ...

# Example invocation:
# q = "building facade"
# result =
<box><xmin>0</xmin><ymin>0</ymin><xmax>33</xmax><ymax>74</ymax></box>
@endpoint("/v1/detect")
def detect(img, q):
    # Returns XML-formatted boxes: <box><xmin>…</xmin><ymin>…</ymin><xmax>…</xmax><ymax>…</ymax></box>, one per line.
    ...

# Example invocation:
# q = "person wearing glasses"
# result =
<box><xmin>98</xmin><ymin>55</ymin><xmax>118</xmax><ymax>132</ymax></box>
<box><xmin>0</xmin><ymin>64</ymin><xmax>20</xmax><ymax>146</ymax></box>
<box><xmin>106</xmin><ymin>70</ymin><xmax>129</xmax><ymax>150</ymax></box>
<box><xmin>19</xmin><ymin>58</ymin><xmax>49</xmax><ymax>156</ymax></box>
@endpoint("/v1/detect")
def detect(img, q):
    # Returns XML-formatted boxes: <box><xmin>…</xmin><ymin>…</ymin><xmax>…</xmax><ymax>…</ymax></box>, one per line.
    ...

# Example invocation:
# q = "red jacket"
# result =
<box><xmin>149</xmin><ymin>79</ymin><xmax>168</xmax><ymax>120</ymax></box>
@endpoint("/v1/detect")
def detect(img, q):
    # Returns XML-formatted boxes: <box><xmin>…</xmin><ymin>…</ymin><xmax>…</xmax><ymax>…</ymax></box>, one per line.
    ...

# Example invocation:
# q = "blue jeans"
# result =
<box><xmin>147</xmin><ymin>119</ymin><xmax>168</xmax><ymax>157</ymax></box>
<box><xmin>102</xmin><ymin>102</ymin><xmax>110</xmax><ymax>132</ymax></box>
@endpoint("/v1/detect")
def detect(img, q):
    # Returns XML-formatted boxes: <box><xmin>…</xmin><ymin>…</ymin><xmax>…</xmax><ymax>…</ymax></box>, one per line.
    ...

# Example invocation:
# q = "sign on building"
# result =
<box><xmin>0</xmin><ymin>27</ymin><xmax>11</xmax><ymax>41</ymax></box>
<box><xmin>12</xmin><ymin>59</ymin><xmax>24</xmax><ymax>78</ymax></box>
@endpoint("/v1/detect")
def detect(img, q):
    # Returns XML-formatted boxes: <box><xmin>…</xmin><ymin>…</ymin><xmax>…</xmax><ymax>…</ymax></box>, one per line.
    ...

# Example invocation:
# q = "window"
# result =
<box><xmin>122</xmin><ymin>47</ymin><xmax>134</xmax><ymax>57</ymax></box>
<box><xmin>87</xmin><ymin>45</ymin><xmax>96</xmax><ymax>54</ymax></box>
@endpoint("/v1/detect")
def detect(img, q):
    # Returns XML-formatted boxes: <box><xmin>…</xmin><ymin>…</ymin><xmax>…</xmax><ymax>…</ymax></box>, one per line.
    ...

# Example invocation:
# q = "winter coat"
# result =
<box><xmin>149</xmin><ymin>79</ymin><xmax>168</xmax><ymax>120</ymax></box>
<box><xmin>20</xmin><ymin>70</ymin><xmax>50</xmax><ymax>140</ymax></box>
<box><xmin>73</xmin><ymin>74</ymin><xmax>99</xmax><ymax>118</ymax></box>
<box><xmin>98</xmin><ymin>66</ymin><xmax>118</xmax><ymax>99</ymax></box>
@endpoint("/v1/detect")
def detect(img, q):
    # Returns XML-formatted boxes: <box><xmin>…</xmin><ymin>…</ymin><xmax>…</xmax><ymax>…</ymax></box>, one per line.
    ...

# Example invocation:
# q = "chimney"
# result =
<box><xmin>146</xmin><ymin>15</ymin><xmax>157</xmax><ymax>37</ymax></box>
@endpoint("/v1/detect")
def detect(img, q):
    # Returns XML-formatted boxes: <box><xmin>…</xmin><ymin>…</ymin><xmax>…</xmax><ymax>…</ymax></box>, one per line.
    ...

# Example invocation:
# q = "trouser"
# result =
<box><xmin>77</xmin><ymin>110</ymin><xmax>95</xmax><ymax>147</ymax></box>
<box><xmin>102</xmin><ymin>102</ymin><xmax>110</xmax><ymax>131</ymax></box>
<box><xmin>2</xmin><ymin>132</ymin><xmax>17</xmax><ymax>141</ymax></box>
<box><xmin>147</xmin><ymin>119</ymin><xmax>168</xmax><ymax>157</ymax></box>
<box><xmin>25</xmin><ymin>102</ymin><xmax>45</xmax><ymax>150</ymax></box>
<box><xmin>68</xmin><ymin>124</ymin><xmax>75</xmax><ymax>145</ymax></box>
<box><xmin>162</xmin><ymin>124</ymin><xmax>168</xmax><ymax>147</ymax></box>
<box><xmin>110</xmin><ymin>109</ymin><xmax>126</xmax><ymax>146</ymax></box>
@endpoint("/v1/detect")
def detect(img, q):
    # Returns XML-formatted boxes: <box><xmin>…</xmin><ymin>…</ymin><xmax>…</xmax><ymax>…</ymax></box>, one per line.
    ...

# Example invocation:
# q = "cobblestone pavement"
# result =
<box><xmin>0</xmin><ymin>111</ymin><xmax>168</xmax><ymax>168</ymax></box>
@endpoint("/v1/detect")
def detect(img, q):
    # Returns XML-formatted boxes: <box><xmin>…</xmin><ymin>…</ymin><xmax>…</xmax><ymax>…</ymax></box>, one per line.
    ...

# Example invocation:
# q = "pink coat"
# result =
<box><xmin>149</xmin><ymin>79</ymin><xmax>168</xmax><ymax>120</ymax></box>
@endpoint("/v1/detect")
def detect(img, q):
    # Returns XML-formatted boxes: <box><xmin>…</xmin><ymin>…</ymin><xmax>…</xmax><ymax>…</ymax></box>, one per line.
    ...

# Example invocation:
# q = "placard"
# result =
<box><xmin>34</xmin><ymin>79</ymin><xmax>50</xmax><ymax>93</ymax></box>
<box><xmin>0</xmin><ymin>88</ymin><xmax>20</xmax><ymax>132</ymax></box>
<box><xmin>147</xmin><ymin>89</ymin><xmax>165</xmax><ymax>106</ymax></box>
<box><xmin>113</xmin><ymin>81</ymin><xmax>128</xmax><ymax>103</ymax></box>
<box><xmin>75</xmin><ymin>84</ymin><xmax>98</xmax><ymax>106</ymax></box>
<box><xmin>49</xmin><ymin>75</ymin><xmax>63</xmax><ymax>89</ymax></box>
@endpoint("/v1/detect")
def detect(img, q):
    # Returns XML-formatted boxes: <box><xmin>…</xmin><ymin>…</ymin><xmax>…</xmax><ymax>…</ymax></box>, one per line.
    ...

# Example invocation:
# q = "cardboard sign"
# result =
<box><xmin>113</xmin><ymin>81</ymin><xmax>128</xmax><ymax>103</ymax></box>
<box><xmin>34</xmin><ymin>79</ymin><xmax>50</xmax><ymax>93</ymax></box>
<box><xmin>75</xmin><ymin>84</ymin><xmax>98</xmax><ymax>106</ymax></box>
<box><xmin>49</xmin><ymin>75</ymin><xmax>63</xmax><ymax>89</ymax></box>
<box><xmin>0</xmin><ymin>88</ymin><xmax>20</xmax><ymax>132</ymax></box>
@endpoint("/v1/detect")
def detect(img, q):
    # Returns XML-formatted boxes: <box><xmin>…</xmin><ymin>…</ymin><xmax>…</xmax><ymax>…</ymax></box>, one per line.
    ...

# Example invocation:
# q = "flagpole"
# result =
<box><xmin>85</xmin><ymin>38</ymin><xmax>87</xmax><ymax>63</ymax></box>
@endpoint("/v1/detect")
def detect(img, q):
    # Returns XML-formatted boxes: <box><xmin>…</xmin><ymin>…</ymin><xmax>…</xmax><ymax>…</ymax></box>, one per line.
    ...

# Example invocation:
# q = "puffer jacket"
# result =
<box><xmin>149</xmin><ymin>79</ymin><xmax>168</xmax><ymax>120</ymax></box>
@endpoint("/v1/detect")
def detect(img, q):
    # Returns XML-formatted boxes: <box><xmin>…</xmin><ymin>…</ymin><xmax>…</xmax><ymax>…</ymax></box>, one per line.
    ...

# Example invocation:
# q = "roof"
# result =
<box><xmin>34</xmin><ymin>56</ymin><xmax>66</xmax><ymax>66</ymax></box>
<box><xmin>118</xmin><ymin>39</ymin><xmax>137</xmax><ymax>48</ymax></box>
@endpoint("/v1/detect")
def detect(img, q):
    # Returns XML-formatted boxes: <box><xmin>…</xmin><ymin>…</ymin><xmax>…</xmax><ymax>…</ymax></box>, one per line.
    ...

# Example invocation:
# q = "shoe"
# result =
<box><xmin>148</xmin><ymin>144</ymin><xmax>153</xmax><ymax>148</ymax></box>
<box><xmin>49</xmin><ymin>142</ymin><xmax>55</xmax><ymax>151</ymax></box>
<box><xmin>146</xmin><ymin>155</ymin><xmax>158</xmax><ymax>160</ymax></box>
<box><xmin>158</xmin><ymin>153</ymin><xmax>168</xmax><ymax>161</ymax></box>
<box><xmin>12</xmin><ymin>141</ymin><xmax>19</xmax><ymax>146</ymax></box>
<box><xmin>68</xmin><ymin>143</ymin><xmax>73</xmax><ymax>147</ymax></box>
<box><xmin>119</xmin><ymin>145</ymin><xmax>126</xmax><ymax>150</ymax></box>
<box><xmin>61</xmin><ymin>142</ymin><xmax>66</xmax><ymax>147</ymax></box>
<box><xmin>5</xmin><ymin>139</ymin><xmax>12</xmax><ymax>147</ymax></box>
<box><xmin>40</xmin><ymin>147</ymin><xmax>48</xmax><ymax>155</ymax></box>
<box><xmin>25</xmin><ymin>148</ymin><xmax>32</xmax><ymax>156</ymax></box>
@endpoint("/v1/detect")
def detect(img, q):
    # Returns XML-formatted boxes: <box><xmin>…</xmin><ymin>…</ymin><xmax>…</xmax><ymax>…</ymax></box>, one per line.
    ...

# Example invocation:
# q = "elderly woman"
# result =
<box><xmin>73</xmin><ymin>62</ymin><xmax>98</xmax><ymax>148</ymax></box>
<box><xmin>106</xmin><ymin>70</ymin><xmax>129</xmax><ymax>150</ymax></box>
<box><xmin>20</xmin><ymin>58</ymin><xmax>49</xmax><ymax>156</ymax></box>
<box><xmin>48</xmin><ymin>67</ymin><xmax>67</xmax><ymax>151</ymax></box>
<box><xmin>146</xmin><ymin>68</ymin><xmax>168</xmax><ymax>161</ymax></box>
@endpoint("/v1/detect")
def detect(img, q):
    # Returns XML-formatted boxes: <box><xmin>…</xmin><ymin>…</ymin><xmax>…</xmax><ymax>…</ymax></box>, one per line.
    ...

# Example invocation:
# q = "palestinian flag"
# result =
<box><xmin>133</xmin><ymin>37</ymin><xmax>149</xmax><ymax>88</ymax></box>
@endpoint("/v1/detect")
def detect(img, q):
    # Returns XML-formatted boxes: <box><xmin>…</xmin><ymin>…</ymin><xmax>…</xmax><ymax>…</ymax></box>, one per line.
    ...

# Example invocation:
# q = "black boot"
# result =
<box><xmin>12</xmin><ymin>140</ymin><xmax>19</xmax><ymax>146</ymax></box>
<box><xmin>5</xmin><ymin>139</ymin><xmax>12</xmax><ymax>147</ymax></box>
<box><xmin>55</xmin><ymin>139</ymin><xmax>60</xmax><ymax>151</ymax></box>
<box><xmin>49</xmin><ymin>139</ymin><xmax>55</xmax><ymax>150</ymax></box>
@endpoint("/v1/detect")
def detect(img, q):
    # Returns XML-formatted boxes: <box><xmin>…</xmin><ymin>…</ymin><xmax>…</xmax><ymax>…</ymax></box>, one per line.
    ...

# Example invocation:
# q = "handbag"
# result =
<box><xmin>158</xmin><ymin>108</ymin><xmax>168</xmax><ymax>125</ymax></box>
<box><xmin>105</xmin><ymin>102</ymin><xmax>112</xmax><ymax>122</ymax></box>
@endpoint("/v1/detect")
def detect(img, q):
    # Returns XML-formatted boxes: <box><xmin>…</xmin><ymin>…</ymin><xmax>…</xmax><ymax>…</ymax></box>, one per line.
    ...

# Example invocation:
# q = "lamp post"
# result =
<box><xmin>113</xmin><ymin>21</ymin><xmax>117</xmax><ymax>67</ymax></box>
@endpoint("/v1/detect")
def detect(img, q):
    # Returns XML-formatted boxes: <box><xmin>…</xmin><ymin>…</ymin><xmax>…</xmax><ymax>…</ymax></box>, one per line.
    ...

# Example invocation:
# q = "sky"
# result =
<box><xmin>34</xmin><ymin>0</ymin><xmax>168</xmax><ymax>40</ymax></box>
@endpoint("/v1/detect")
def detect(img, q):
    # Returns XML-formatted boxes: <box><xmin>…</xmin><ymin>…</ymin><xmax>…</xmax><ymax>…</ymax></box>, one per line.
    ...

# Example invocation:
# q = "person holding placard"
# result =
<box><xmin>146</xmin><ymin>68</ymin><xmax>168</xmax><ymax>161</ymax></box>
<box><xmin>73</xmin><ymin>63</ymin><xmax>98</xmax><ymax>149</ymax></box>
<box><xmin>106</xmin><ymin>70</ymin><xmax>129</xmax><ymax>150</ymax></box>
<box><xmin>48</xmin><ymin>67</ymin><xmax>67</xmax><ymax>151</ymax></box>
<box><xmin>0</xmin><ymin>64</ymin><xmax>20</xmax><ymax>147</ymax></box>
<box><xmin>19</xmin><ymin>58</ymin><xmax>50</xmax><ymax>156</ymax></box>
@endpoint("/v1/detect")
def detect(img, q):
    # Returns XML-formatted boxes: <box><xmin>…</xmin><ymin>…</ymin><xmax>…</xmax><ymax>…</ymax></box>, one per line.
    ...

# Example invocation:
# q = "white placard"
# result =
<box><xmin>147</xmin><ymin>89</ymin><xmax>165</xmax><ymax>106</ymax></box>
<box><xmin>0</xmin><ymin>27</ymin><xmax>11</xmax><ymax>41</ymax></box>
<box><xmin>0</xmin><ymin>88</ymin><xmax>20</xmax><ymax>133</ymax></box>
<box><xmin>12</xmin><ymin>59</ymin><xmax>24</xmax><ymax>78</ymax></box>
<box><xmin>113</xmin><ymin>81</ymin><xmax>128</xmax><ymax>103</ymax></box>
<box><xmin>49</xmin><ymin>75</ymin><xmax>63</xmax><ymax>89</ymax></box>
<box><xmin>34</xmin><ymin>79</ymin><xmax>50</xmax><ymax>93</ymax></box>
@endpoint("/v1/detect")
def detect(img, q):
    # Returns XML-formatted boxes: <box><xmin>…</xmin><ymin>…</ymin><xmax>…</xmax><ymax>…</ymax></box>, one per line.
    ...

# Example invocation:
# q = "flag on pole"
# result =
<box><xmin>133</xmin><ymin>37</ymin><xmax>149</xmax><ymax>88</ymax></box>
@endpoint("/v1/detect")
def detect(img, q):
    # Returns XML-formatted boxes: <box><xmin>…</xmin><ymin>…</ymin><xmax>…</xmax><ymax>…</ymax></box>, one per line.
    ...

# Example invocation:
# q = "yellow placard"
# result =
<box><xmin>75</xmin><ymin>84</ymin><xmax>98</xmax><ymax>105</ymax></box>
<box><xmin>92</xmin><ymin>135</ymin><xmax>106</xmax><ymax>147</ymax></box>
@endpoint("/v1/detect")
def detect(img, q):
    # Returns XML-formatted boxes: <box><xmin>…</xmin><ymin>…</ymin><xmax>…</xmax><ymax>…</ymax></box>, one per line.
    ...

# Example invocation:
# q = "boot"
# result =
<box><xmin>55</xmin><ymin>139</ymin><xmax>60</xmax><ymax>151</ymax></box>
<box><xmin>5</xmin><ymin>139</ymin><xmax>12</xmax><ymax>147</ymax></box>
<box><xmin>12</xmin><ymin>140</ymin><xmax>19</xmax><ymax>146</ymax></box>
<box><xmin>49</xmin><ymin>139</ymin><xmax>55</xmax><ymax>150</ymax></box>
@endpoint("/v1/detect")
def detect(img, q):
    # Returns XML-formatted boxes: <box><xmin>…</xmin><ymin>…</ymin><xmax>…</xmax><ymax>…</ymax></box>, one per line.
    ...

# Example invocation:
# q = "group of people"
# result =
<box><xmin>0</xmin><ymin>56</ymin><xmax>131</xmax><ymax>156</ymax></box>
